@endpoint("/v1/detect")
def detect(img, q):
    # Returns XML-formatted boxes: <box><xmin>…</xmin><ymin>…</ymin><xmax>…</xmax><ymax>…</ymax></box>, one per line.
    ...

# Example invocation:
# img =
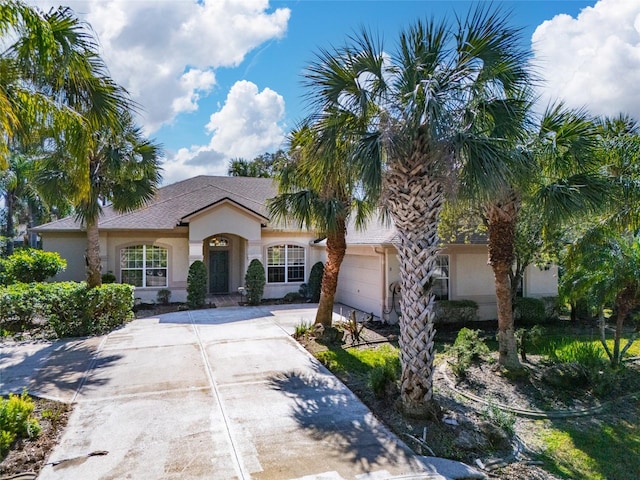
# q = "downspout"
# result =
<box><xmin>375</xmin><ymin>246</ymin><xmax>387</xmax><ymax>322</ymax></box>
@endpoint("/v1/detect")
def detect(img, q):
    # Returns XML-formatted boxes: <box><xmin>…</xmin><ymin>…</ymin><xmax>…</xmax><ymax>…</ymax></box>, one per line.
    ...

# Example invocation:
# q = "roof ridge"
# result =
<box><xmin>210</xmin><ymin>179</ymin><xmax>274</xmax><ymax>209</ymax></box>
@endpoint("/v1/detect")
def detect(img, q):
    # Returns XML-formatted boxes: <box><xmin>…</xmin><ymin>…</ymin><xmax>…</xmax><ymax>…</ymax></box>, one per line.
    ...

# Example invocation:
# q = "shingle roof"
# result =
<box><xmin>33</xmin><ymin>176</ymin><xmax>278</xmax><ymax>232</ymax></box>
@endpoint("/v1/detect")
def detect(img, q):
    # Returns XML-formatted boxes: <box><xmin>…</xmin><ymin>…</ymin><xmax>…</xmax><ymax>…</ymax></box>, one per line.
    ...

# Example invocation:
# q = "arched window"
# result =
<box><xmin>209</xmin><ymin>236</ymin><xmax>229</xmax><ymax>247</ymax></box>
<box><xmin>266</xmin><ymin>244</ymin><xmax>305</xmax><ymax>283</ymax></box>
<box><xmin>120</xmin><ymin>245</ymin><xmax>168</xmax><ymax>287</ymax></box>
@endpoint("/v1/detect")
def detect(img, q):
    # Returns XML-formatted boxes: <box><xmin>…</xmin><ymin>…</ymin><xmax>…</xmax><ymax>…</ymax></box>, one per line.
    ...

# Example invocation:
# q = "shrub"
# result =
<box><xmin>101</xmin><ymin>271</ymin><xmax>116</xmax><ymax>284</ymax></box>
<box><xmin>514</xmin><ymin>297</ymin><xmax>546</xmax><ymax>326</ymax></box>
<box><xmin>157</xmin><ymin>288</ymin><xmax>171</xmax><ymax>305</ymax></box>
<box><xmin>447</xmin><ymin>328</ymin><xmax>491</xmax><ymax>378</ymax></box>
<box><xmin>0</xmin><ymin>283</ymin><xmax>40</xmax><ymax>327</ymax></box>
<box><xmin>307</xmin><ymin>261</ymin><xmax>324</xmax><ymax>302</ymax></box>
<box><xmin>244</xmin><ymin>259</ymin><xmax>265</xmax><ymax>306</ymax></box>
<box><xmin>44</xmin><ymin>283</ymin><xmax>135</xmax><ymax>337</ymax></box>
<box><xmin>283</xmin><ymin>291</ymin><xmax>303</xmax><ymax>303</ymax></box>
<box><xmin>369</xmin><ymin>357</ymin><xmax>400</xmax><ymax>398</ymax></box>
<box><xmin>1</xmin><ymin>248</ymin><xmax>66</xmax><ymax>284</ymax></box>
<box><xmin>434</xmin><ymin>299</ymin><xmax>479</xmax><ymax>323</ymax></box>
<box><xmin>293</xmin><ymin>320</ymin><xmax>314</xmax><ymax>339</ymax></box>
<box><xmin>0</xmin><ymin>392</ymin><xmax>41</xmax><ymax>457</ymax></box>
<box><xmin>187</xmin><ymin>261</ymin><xmax>207</xmax><ymax>309</ymax></box>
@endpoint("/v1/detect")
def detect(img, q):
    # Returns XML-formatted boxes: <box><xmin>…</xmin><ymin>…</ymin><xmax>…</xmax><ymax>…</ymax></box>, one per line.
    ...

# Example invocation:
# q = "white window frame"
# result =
<box><xmin>433</xmin><ymin>254</ymin><xmax>450</xmax><ymax>301</ymax></box>
<box><xmin>120</xmin><ymin>244</ymin><xmax>168</xmax><ymax>288</ymax></box>
<box><xmin>266</xmin><ymin>244</ymin><xmax>306</xmax><ymax>284</ymax></box>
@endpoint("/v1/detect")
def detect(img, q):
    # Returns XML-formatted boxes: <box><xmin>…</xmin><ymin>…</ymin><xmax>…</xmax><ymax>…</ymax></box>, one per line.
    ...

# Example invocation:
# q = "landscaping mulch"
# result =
<box><xmin>0</xmin><ymin>397</ymin><xmax>70</xmax><ymax>478</ymax></box>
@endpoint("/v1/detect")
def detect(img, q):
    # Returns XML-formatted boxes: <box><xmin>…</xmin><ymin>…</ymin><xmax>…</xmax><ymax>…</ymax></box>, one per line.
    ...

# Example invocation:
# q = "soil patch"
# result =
<box><xmin>0</xmin><ymin>397</ymin><xmax>70</xmax><ymax>478</ymax></box>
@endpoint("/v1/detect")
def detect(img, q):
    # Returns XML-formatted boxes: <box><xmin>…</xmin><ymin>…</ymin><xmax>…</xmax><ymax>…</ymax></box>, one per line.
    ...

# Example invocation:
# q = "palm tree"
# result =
<box><xmin>562</xmin><ymin>230</ymin><xmax>640</xmax><ymax>367</ymax></box>
<box><xmin>302</xmin><ymin>6</ymin><xmax>532</xmax><ymax>415</ymax></box>
<box><xmin>268</xmin><ymin>125</ymin><xmax>373</xmax><ymax>327</ymax></box>
<box><xmin>38</xmin><ymin>114</ymin><xmax>162</xmax><ymax>287</ymax></box>
<box><xmin>0</xmin><ymin>152</ymin><xmax>44</xmax><ymax>254</ymax></box>
<box><xmin>482</xmin><ymin>104</ymin><xmax>605</xmax><ymax>368</ymax></box>
<box><xmin>0</xmin><ymin>2</ymin><xmax>121</xmax><ymax>172</ymax></box>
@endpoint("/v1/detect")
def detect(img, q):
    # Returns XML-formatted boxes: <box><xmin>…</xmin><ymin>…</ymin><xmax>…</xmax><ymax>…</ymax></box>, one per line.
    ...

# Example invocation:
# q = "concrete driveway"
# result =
<box><xmin>0</xmin><ymin>305</ymin><xmax>484</xmax><ymax>480</ymax></box>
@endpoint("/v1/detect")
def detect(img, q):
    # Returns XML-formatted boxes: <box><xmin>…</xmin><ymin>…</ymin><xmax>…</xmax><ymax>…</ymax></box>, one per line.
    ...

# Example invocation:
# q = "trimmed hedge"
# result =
<box><xmin>0</xmin><ymin>282</ymin><xmax>134</xmax><ymax>337</ymax></box>
<box><xmin>514</xmin><ymin>296</ymin><xmax>547</xmax><ymax>326</ymax></box>
<box><xmin>434</xmin><ymin>299</ymin><xmax>479</xmax><ymax>323</ymax></box>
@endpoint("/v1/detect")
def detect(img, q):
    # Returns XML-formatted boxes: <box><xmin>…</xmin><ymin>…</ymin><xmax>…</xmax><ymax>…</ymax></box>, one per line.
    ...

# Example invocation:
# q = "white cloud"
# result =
<box><xmin>28</xmin><ymin>0</ymin><xmax>290</xmax><ymax>132</ymax></box>
<box><xmin>161</xmin><ymin>80</ymin><xmax>286</xmax><ymax>184</ymax></box>
<box><xmin>532</xmin><ymin>0</ymin><xmax>640</xmax><ymax>120</ymax></box>
<box><xmin>206</xmin><ymin>80</ymin><xmax>285</xmax><ymax>158</ymax></box>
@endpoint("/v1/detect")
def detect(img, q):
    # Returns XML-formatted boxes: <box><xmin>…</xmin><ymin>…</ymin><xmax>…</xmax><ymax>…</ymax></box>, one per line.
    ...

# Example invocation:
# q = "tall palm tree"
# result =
<box><xmin>562</xmin><ymin>229</ymin><xmax>640</xmax><ymax>367</ymax></box>
<box><xmin>38</xmin><ymin>114</ymin><xmax>162</xmax><ymax>287</ymax></box>
<box><xmin>302</xmin><ymin>7</ymin><xmax>532</xmax><ymax>415</ymax></box>
<box><xmin>0</xmin><ymin>2</ymin><xmax>127</xmax><ymax>170</ymax></box>
<box><xmin>482</xmin><ymin>105</ymin><xmax>604</xmax><ymax>368</ymax></box>
<box><xmin>268</xmin><ymin>125</ymin><xmax>373</xmax><ymax>327</ymax></box>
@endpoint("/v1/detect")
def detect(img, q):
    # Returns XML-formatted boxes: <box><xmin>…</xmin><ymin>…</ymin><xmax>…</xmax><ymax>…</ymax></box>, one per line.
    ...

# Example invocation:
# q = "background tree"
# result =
<box><xmin>302</xmin><ymin>6</ymin><xmax>532</xmax><ymax>414</ymax></box>
<box><xmin>227</xmin><ymin>151</ymin><xmax>286</xmax><ymax>178</ymax></box>
<box><xmin>562</xmin><ymin>230</ymin><xmax>640</xmax><ymax>367</ymax></box>
<box><xmin>268</xmin><ymin>124</ymin><xmax>373</xmax><ymax>327</ymax></box>
<box><xmin>37</xmin><ymin>115</ymin><xmax>162</xmax><ymax>287</ymax></box>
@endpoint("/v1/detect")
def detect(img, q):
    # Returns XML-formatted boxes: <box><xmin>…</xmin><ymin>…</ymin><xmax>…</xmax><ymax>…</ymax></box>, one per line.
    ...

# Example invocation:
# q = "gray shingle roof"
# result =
<box><xmin>33</xmin><ymin>176</ymin><xmax>278</xmax><ymax>232</ymax></box>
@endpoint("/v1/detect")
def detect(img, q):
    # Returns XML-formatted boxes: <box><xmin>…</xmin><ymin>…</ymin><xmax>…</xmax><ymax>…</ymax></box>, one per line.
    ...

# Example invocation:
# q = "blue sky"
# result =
<box><xmin>29</xmin><ymin>0</ymin><xmax>640</xmax><ymax>184</ymax></box>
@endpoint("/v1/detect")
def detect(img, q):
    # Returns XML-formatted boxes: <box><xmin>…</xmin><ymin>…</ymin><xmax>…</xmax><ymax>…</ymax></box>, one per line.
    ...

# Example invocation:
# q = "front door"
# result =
<box><xmin>209</xmin><ymin>251</ymin><xmax>229</xmax><ymax>294</ymax></box>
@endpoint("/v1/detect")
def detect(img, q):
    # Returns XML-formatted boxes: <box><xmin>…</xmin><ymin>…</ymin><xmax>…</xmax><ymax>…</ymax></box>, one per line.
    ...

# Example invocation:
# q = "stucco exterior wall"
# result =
<box><xmin>524</xmin><ymin>264</ymin><xmax>558</xmax><ymax>298</ymax></box>
<box><xmin>334</xmin><ymin>243</ymin><xmax>558</xmax><ymax>322</ymax></box>
<box><xmin>40</xmin><ymin>232</ymin><xmax>87</xmax><ymax>282</ymax></box>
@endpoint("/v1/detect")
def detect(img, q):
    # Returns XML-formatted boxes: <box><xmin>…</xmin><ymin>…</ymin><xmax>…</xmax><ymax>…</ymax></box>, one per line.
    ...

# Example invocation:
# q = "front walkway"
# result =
<box><xmin>1</xmin><ymin>305</ymin><xmax>483</xmax><ymax>480</ymax></box>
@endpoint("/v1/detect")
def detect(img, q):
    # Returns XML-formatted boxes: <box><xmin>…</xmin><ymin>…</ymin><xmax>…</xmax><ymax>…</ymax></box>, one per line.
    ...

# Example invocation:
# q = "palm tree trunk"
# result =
<box><xmin>385</xmin><ymin>155</ymin><xmax>442</xmax><ymax>417</ymax></box>
<box><xmin>85</xmin><ymin>218</ymin><xmax>102</xmax><ymax>288</ymax></box>
<box><xmin>612</xmin><ymin>288</ymin><xmax>634</xmax><ymax>367</ymax></box>
<box><xmin>486</xmin><ymin>198</ymin><xmax>521</xmax><ymax>370</ymax></box>
<box><xmin>315</xmin><ymin>218</ymin><xmax>347</xmax><ymax>327</ymax></box>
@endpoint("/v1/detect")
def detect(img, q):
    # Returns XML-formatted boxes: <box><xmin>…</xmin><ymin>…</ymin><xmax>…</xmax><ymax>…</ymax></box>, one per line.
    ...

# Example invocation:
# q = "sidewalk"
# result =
<box><xmin>0</xmin><ymin>305</ymin><xmax>484</xmax><ymax>480</ymax></box>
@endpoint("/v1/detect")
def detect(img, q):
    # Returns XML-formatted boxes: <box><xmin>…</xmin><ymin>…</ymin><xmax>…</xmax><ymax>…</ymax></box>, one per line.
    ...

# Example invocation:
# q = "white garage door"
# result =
<box><xmin>335</xmin><ymin>254</ymin><xmax>382</xmax><ymax>317</ymax></box>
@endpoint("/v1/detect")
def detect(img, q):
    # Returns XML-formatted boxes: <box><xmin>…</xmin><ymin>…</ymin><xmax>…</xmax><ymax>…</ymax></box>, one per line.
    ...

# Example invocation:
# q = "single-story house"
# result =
<box><xmin>32</xmin><ymin>175</ymin><xmax>557</xmax><ymax>321</ymax></box>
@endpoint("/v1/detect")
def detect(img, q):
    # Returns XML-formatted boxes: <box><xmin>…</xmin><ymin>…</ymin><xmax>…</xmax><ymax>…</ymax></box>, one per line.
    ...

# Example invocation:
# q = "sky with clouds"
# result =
<box><xmin>27</xmin><ymin>0</ymin><xmax>640</xmax><ymax>185</ymax></box>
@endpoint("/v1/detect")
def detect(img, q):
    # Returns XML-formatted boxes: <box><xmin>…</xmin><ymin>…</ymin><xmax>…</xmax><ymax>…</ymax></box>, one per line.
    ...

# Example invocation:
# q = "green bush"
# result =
<box><xmin>0</xmin><ymin>392</ymin><xmax>41</xmax><ymax>457</ymax></box>
<box><xmin>244</xmin><ymin>259</ymin><xmax>265</xmax><ymax>306</ymax></box>
<box><xmin>447</xmin><ymin>328</ymin><xmax>491</xmax><ymax>378</ymax></box>
<box><xmin>307</xmin><ymin>261</ymin><xmax>324</xmax><ymax>302</ymax></box>
<box><xmin>283</xmin><ymin>291</ymin><xmax>303</xmax><ymax>303</ymax></box>
<box><xmin>157</xmin><ymin>288</ymin><xmax>171</xmax><ymax>305</ymax></box>
<box><xmin>0</xmin><ymin>283</ymin><xmax>40</xmax><ymax>327</ymax></box>
<box><xmin>101</xmin><ymin>271</ymin><xmax>116</xmax><ymax>284</ymax></box>
<box><xmin>1</xmin><ymin>248</ymin><xmax>66</xmax><ymax>284</ymax></box>
<box><xmin>434</xmin><ymin>299</ymin><xmax>479</xmax><ymax>323</ymax></box>
<box><xmin>0</xmin><ymin>282</ymin><xmax>134</xmax><ymax>337</ymax></box>
<box><xmin>187</xmin><ymin>261</ymin><xmax>207</xmax><ymax>309</ymax></box>
<box><xmin>44</xmin><ymin>283</ymin><xmax>135</xmax><ymax>337</ymax></box>
<box><xmin>369</xmin><ymin>357</ymin><xmax>400</xmax><ymax>398</ymax></box>
<box><xmin>514</xmin><ymin>297</ymin><xmax>547</xmax><ymax>326</ymax></box>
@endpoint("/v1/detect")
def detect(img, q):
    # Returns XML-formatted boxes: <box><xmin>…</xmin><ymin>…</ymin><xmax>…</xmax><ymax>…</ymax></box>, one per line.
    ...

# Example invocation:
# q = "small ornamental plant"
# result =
<box><xmin>245</xmin><ymin>259</ymin><xmax>265</xmax><ymax>306</ymax></box>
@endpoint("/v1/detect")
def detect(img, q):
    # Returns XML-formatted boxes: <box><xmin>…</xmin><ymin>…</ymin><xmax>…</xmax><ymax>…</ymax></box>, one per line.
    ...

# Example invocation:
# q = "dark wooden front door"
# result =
<box><xmin>209</xmin><ymin>251</ymin><xmax>229</xmax><ymax>294</ymax></box>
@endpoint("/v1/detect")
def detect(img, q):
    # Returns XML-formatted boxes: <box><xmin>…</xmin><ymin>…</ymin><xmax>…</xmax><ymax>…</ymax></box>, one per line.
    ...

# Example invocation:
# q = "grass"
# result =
<box><xmin>315</xmin><ymin>344</ymin><xmax>399</xmax><ymax>375</ymax></box>
<box><xmin>538</xmin><ymin>400</ymin><xmax>640</xmax><ymax>480</ymax></box>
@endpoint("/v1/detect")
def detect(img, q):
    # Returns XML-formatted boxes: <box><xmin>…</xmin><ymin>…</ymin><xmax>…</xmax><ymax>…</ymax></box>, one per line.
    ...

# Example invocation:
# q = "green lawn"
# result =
<box><xmin>538</xmin><ymin>400</ymin><xmax>640</xmax><ymax>480</ymax></box>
